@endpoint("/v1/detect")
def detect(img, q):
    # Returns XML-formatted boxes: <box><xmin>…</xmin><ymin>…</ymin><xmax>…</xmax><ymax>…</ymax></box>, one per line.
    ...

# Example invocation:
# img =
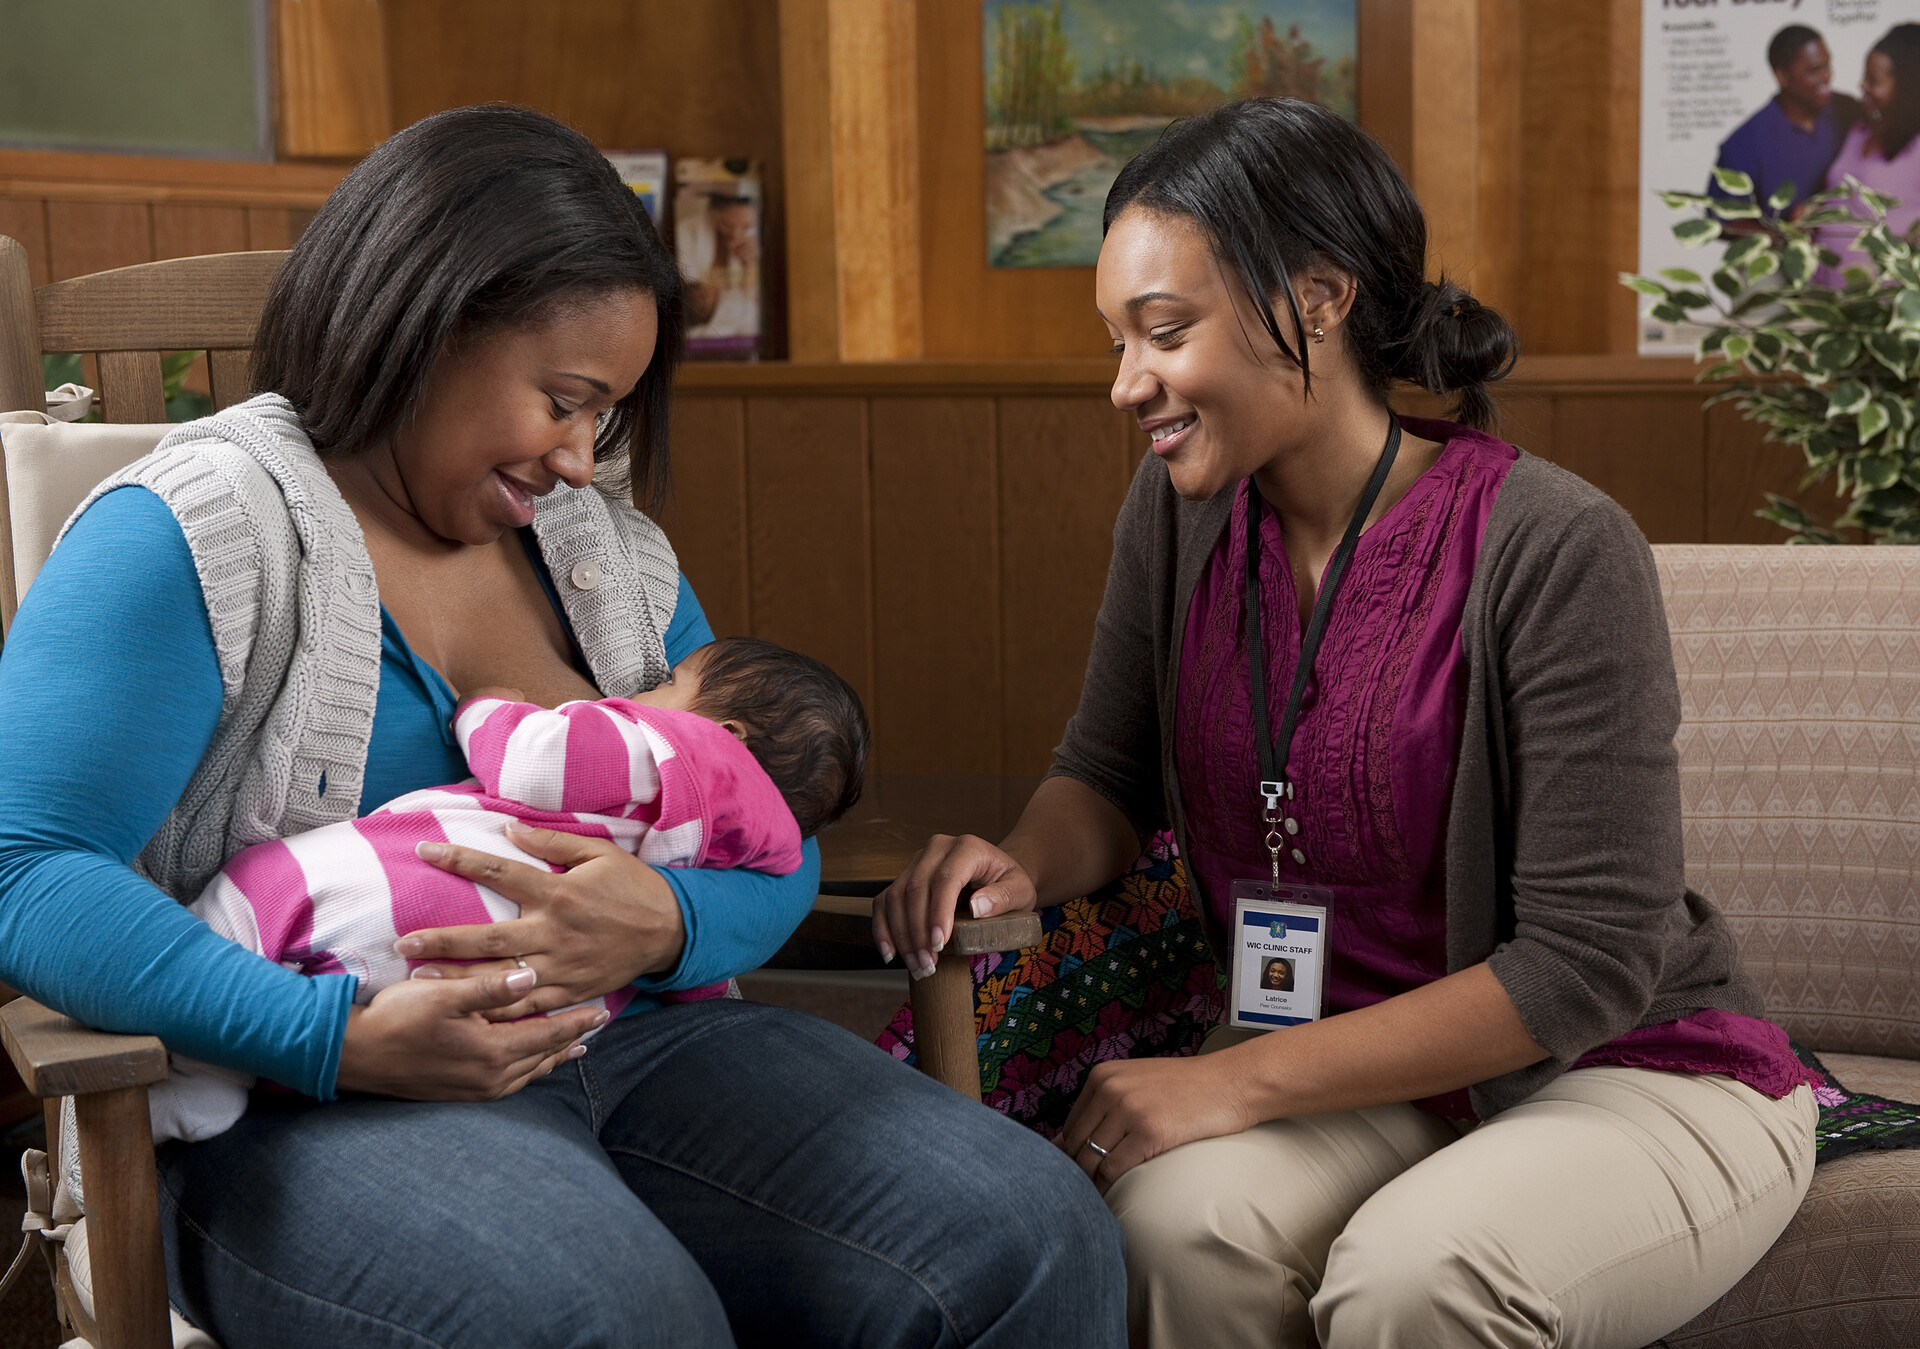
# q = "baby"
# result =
<box><xmin>150</xmin><ymin>636</ymin><xmax>870</xmax><ymax>1142</ymax></box>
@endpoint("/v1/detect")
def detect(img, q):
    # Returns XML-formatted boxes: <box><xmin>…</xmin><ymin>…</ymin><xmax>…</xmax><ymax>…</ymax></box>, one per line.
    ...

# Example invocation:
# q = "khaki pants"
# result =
<box><xmin>1106</xmin><ymin>1029</ymin><xmax>1816</xmax><ymax>1349</ymax></box>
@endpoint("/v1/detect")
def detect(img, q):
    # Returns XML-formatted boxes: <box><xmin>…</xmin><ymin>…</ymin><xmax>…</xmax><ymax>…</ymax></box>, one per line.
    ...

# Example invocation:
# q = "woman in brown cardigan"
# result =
<box><xmin>875</xmin><ymin>100</ymin><xmax>1817</xmax><ymax>1348</ymax></box>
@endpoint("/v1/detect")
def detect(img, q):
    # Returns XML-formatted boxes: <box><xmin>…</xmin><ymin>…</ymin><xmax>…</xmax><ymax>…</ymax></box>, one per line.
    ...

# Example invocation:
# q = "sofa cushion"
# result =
<box><xmin>1655</xmin><ymin>546</ymin><xmax>1920</xmax><ymax>1061</ymax></box>
<box><xmin>0</xmin><ymin>413</ymin><xmax>171</xmax><ymax>605</ymax></box>
<box><xmin>1665</xmin><ymin>1067</ymin><xmax>1920</xmax><ymax>1346</ymax></box>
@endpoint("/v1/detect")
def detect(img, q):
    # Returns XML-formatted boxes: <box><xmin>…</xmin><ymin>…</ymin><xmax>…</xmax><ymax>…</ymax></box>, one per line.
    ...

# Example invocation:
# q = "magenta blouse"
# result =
<box><xmin>1174</xmin><ymin>418</ymin><xmax>1811</xmax><ymax>1116</ymax></box>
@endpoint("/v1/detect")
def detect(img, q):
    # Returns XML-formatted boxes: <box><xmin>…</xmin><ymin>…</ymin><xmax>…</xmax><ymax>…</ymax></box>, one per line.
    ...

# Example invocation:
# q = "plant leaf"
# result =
<box><xmin>1658</xmin><ymin>267</ymin><xmax>1703</xmax><ymax>284</ymax></box>
<box><xmin>1675</xmin><ymin>218</ymin><xmax>1723</xmax><ymax>247</ymax></box>
<box><xmin>1621</xmin><ymin>274</ymin><xmax>1669</xmax><ymax>298</ymax></box>
<box><xmin>1768</xmin><ymin>181</ymin><xmax>1799</xmax><ymax>212</ymax></box>
<box><xmin>1712</xmin><ymin>167</ymin><xmax>1755</xmax><ymax>196</ymax></box>
<box><xmin>1826</xmin><ymin>379</ymin><xmax>1870</xmax><ymax>416</ymax></box>
<box><xmin>1859</xmin><ymin>400</ymin><xmax>1891</xmax><ymax>443</ymax></box>
<box><xmin>1780</xmin><ymin>240</ymin><xmax>1818</xmax><ymax>285</ymax></box>
<box><xmin>1891</xmin><ymin>289</ymin><xmax>1920</xmax><ymax>331</ymax></box>
<box><xmin>1812</xmin><ymin>333</ymin><xmax>1861</xmax><ymax>373</ymax></box>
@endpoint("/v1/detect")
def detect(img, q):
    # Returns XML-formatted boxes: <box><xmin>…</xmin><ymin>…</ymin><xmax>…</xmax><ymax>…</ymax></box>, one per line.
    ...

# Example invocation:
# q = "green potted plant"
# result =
<box><xmin>1623</xmin><ymin>169</ymin><xmax>1920</xmax><ymax>544</ymax></box>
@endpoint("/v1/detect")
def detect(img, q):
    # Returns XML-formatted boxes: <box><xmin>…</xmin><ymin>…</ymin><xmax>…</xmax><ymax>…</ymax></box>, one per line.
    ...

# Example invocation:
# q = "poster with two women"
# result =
<box><xmin>1639</xmin><ymin>0</ymin><xmax>1920</xmax><ymax>353</ymax></box>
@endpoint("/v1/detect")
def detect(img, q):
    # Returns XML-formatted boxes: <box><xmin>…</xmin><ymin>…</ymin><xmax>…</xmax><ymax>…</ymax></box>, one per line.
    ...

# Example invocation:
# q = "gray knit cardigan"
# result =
<box><xmin>1049</xmin><ymin>449</ymin><xmax>1765</xmax><ymax>1119</ymax></box>
<box><xmin>57</xmin><ymin>394</ymin><xmax>680</xmax><ymax>902</ymax></box>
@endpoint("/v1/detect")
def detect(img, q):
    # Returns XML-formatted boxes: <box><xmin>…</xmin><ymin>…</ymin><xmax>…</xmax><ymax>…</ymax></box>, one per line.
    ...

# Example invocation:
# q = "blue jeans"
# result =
<box><xmin>156</xmin><ymin>1001</ymin><xmax>1125</xmax><ymax>1348</ymax></box>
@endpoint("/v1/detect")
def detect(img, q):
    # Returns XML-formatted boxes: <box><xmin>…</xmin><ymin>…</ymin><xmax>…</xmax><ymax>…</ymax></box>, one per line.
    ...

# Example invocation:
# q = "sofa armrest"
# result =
<box><xmin>0</xmin><ymin>997</ymin><xmax>167</xmax><ymax>1099</ymax></box>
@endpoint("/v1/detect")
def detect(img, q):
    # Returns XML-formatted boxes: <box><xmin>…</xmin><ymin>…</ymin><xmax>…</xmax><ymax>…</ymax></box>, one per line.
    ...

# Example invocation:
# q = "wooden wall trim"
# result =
<box><xmin>0</xmin><ymin>149</ymin><xmax>344</xmax><ymax>210</ymax></box>
<box><xmin>675</xmin><ymin>353</ymin><xmax>1707</xmax><ymax>395</ymax></box>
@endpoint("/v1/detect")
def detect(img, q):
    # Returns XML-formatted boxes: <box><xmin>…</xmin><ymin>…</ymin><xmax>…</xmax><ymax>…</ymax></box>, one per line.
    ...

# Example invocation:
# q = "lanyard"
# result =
<box><xmin>1245</xmin><ymin>412</ymin><xmax>1402</xmax><ymax>882</ymax></box>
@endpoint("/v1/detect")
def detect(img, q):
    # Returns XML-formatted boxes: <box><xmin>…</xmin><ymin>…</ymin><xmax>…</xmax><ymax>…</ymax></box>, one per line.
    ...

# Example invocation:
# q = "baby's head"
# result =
<box><xmin>637</xmin><ymin>637</ymin><xmax>869</xmax><ymax>838</ymax></box>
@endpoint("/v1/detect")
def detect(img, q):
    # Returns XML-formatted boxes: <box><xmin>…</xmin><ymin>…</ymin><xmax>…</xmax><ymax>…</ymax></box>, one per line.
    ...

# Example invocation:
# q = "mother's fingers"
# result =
<box><xmin>408</xmin><ymin>955</ymin><xmax>526</xmax><ymax>982</ymax></box>
<box><xmin>397</xmin><ymin>915</ymin><xmax>542</xmax><ymax>963</ymax></box>
<box><xmin>415</xmin><ymin>839</ymin><xmax>558</xmax><ymax>906</ymax></box>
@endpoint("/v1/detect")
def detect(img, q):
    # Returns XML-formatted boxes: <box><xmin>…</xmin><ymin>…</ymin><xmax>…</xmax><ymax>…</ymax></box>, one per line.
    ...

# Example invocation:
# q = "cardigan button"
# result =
<box><xmin>569</xmin><ymin>561</ymin><xmax>604</xmax><ymax>591</ymax></box>
<box><xmin>1291</xmin><ymin>848</ymin><xmax>1306</xmax><ymax>866</ymax></box>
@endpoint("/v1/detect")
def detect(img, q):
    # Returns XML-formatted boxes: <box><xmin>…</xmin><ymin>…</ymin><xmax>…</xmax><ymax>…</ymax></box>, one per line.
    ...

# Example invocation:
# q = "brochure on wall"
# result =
<box><xmin>1639</xmin><ymin>0</ymin><xmax>1920</xmax><ymax>354</ymax></box>
<box><xmin>603</xmin><ymin>150</ymin><xmax>669</xmax><ymax>234</ymax></box>
<box><xmin>674</xmin><ymin>158</ymin><xmax>763</xmax><ymax>360</ymax></box>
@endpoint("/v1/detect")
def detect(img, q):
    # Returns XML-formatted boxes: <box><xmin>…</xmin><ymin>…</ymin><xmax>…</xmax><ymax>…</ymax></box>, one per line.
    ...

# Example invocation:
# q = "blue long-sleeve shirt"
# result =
<box><xmin>0</xmin><ymin>486</ymin><xmax>817</xmax><ymax>1098</ymax></box>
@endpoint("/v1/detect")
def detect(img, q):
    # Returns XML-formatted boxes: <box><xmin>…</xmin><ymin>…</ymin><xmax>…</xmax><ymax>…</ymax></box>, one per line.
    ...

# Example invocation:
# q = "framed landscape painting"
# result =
<box><xmin>985</xmin><ymin>0</ymin><xmax>1357</xmax><ymax>267</ymax></box>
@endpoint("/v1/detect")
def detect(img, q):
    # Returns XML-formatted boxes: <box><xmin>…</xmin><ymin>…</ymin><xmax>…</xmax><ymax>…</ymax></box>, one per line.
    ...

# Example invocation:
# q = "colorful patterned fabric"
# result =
<box><xmin>878</xmin><ymin>841</ymin><xmax>1920</xmax><ymax>1162</ymax></box>
<box><xmin>877</xmin><ymin>832</ymin><xmax>1224</xmax><ymax>1137</ymax></box>
<box><xmin>1797</xmin><ymin>1042</ymin><xmax>1920</xmax><ymax>1163</ymax></box>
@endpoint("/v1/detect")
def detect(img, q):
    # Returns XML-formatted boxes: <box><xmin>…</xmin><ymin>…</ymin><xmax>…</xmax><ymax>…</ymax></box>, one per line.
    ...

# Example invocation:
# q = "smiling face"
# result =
<box><xmin>1778</xmin><ymin>40</ymin><xmax>1833</xmax><ymax>114</ymax></box>
<box><xmin>386</xmin><ymin>289</ymin><xmax>658</xmax><ymax>545</ymax></box>
<box><xmin>1864</xmin><ymin>50</ymin><xmax>1898</xmax><ymax>119</ymax></box>
<box><xmin>1096</xmin><ymin>206</ymin><xmax>1348</xmax><ymax>502</ymax></box>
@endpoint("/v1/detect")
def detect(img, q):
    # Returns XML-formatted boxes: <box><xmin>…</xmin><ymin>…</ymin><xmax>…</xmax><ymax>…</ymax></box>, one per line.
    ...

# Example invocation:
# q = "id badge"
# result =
<box><xmin>1229</xmin><ymin>879</ymin><xmax>1331</xmax><ymax>1031</ymax></box>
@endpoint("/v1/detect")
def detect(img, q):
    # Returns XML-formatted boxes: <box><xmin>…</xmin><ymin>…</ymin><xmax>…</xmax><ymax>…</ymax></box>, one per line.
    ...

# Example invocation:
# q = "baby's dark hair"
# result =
<box><xmin>688</xmin><ymin>637</ymin><xmax>870</xmax><ymax>838</ymax></box>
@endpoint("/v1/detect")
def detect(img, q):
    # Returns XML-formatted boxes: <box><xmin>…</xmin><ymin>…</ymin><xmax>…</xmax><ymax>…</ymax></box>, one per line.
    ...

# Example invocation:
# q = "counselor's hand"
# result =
<box><xmin>335</xmin><ymin>968</ymin><xmax>605</xmax><ymax>1101</ymax></box>
<box><xmin>401</xmin><ymin>822</ymin><xmax>686</xmax><ymax>1020</ymax></box>
<box><xmin>1057</xmin><ymin>1054</ymin><xmax>1259</xmax><ymax>1193</ymax></box>
<box><xmin>872</xmin><ymin>833</ymin><xmax>1038</xmax><ymax>980</ymax></box>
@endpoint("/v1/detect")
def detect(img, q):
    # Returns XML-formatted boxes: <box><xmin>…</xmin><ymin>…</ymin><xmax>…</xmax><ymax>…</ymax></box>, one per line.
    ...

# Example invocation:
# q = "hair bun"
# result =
<box><xmin>1391</xmin><ymin>279</ymin><xmax>1518</xmax><ymax>428</ymax></box>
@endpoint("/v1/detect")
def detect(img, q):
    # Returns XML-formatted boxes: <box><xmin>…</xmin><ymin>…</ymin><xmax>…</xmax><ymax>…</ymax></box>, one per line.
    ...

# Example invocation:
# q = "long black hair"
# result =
<box><xmin>1872</xmin><ymin>24</ymin><xmax>1920</xmax><ymax>161</ymax></box>
<box><xmin>252</xmin><ymin>105</ymin><xmax>684</xmax><ymax>511</ymax></box>
<box><xmin>1103</xmin><ymin>98</ymin><xmax>1516</xmax><ymax>429</ymax></box>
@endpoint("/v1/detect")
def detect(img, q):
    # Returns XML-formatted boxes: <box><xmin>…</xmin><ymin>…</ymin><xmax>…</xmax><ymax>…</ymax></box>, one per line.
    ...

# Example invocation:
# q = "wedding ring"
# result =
<box><xmin>514</xmin><ymin>958</ymin><xmax>530</xmax><ymax>971</ymax></box>
<box><xmin>1083</xmin><ymin>1139</ymin><xmax>1110</xmax><ymax>1159</ymax></box>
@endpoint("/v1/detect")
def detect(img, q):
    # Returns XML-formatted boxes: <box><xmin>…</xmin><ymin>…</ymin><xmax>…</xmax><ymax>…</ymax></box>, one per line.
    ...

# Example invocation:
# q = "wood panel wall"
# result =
<box><xmin>382</xmin><ymin>0</ymin><xmax>791</xmax><ymax>359</ymax></box>
<box><xmin>666</xmin><ymin>358</ymin><xmax>1802</xmax><ymax>775</ymax></box>
<box><xmin>0</xmin><ymin>150</ymin><xmax>339</xmax><ymax>286</ymax></box>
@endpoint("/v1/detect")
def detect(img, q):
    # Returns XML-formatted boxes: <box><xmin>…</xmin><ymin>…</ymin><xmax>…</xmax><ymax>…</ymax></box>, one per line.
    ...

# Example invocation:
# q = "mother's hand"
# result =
<box><xmin>400</xmin><ymin>823</ymin><xmax>685</xmax><ymax>1019</ymax></box>
<box><xmin>336</xmin><ymin>968</ymin><xmax>605</xmax><ymax>1100</ymax></box>
<box><xmin>873</xmin><ymin>834</ymin><xmax>1038</xmax><ymax>979</ymax></box>
<box><xmin>1057</xmin><ymin>1055</ymin><xmax>1258</xmax><ymax>1193</ymax></box>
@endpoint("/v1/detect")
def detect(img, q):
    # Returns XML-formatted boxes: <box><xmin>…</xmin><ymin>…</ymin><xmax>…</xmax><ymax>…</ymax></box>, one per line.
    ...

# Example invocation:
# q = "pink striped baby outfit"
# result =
<box><xmin>152</xmin><ymin>696</ymin><xmax>802</xmax><ymax>1142</ymax></box>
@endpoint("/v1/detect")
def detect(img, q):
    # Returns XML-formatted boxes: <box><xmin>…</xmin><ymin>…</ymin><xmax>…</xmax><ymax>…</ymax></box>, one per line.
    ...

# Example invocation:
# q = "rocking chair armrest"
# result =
<box><xmin>797</xmin><ymin>893</ymin><xmax>1043</xmax><ymax>954</ymax></box>
<box><xmin>0</xmin><ymin>996</ymin><xmax>167</xmax><ymax>1098</ymax></box>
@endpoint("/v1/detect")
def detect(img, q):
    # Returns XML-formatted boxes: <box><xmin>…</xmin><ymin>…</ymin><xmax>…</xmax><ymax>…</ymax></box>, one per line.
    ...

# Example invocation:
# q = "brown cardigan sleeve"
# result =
<box><xmin>1478</xmin><ymin>485</ymin><xmax>1696</xmax><ymax>1063</ymax></box>
<box><xmin>1046</xmin><ymin>454</ymin><xmax>1172</xmax><ymax>846</ymax></box>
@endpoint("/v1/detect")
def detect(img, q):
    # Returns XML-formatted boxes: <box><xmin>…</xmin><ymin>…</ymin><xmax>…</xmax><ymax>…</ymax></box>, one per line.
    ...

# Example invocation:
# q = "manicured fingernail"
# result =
<box><xmin>415</xmin><ymin>841</ymin><xmax>446</xmax><ymax>862</ymax></box>
<box><xmin>395</xmin><ymin>936</ymin><xmax>425</xmax><ymax>956</ymax></box>
<box><xmin>407</xmin><ymin>965</ymin><xmax>441</xmax><ymax>980</ymax></box>
<box><xmin>877</xmin><ymin>941</ymin><xmax>895</xmax><ymax>964</ymax></box>
<box><xmin>506</xmin><ymin>968</ymin><xmax>537</xmax><ymax>993</ymax></box>
<box><xmin>931</xmin><ymin>926</ymin><xmax>947</xmax><ymax>952</ymax></box>
<box><xmin>567</xmin><ymin>1044</ymin><xmax>587</xmax><ymax>1059</ymax></box>
<box><xmin>971</xmin><ymin>895</ymin><xmax>991</xmax><ymax>918</ymax></box>
<box><xmin>591</xmin><ymin>1009</ymin><xmax>610</xmax><ymax>1028</ymax></box>
<box><xmin>503</xmin><ymin>819</ymin><xmax>536</xmax><ymax>834</ymax></box>
<box><xmin>912</xmin><ymin>950</ymin><xmax>935</xmax><ymax>979</ymax></box>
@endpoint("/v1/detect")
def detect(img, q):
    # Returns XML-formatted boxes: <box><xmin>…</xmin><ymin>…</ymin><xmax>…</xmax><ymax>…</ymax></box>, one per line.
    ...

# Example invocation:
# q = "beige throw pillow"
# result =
<box><xmin>0</xmin><ymin>413</ymin><xmax>171</xmax><ymax>605</ymax></box>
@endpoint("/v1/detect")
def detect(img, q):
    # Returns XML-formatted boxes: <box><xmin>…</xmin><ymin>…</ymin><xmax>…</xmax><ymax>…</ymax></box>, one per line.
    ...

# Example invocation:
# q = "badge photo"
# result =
<box><xmin>1229</xmin><ymin>882</ymin><xmax>1329</xmax><ymax>1031</ymax></box>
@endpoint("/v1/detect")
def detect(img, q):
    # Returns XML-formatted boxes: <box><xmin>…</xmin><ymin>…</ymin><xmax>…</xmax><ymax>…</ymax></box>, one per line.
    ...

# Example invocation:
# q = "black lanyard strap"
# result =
<box><xmin>1245</xmin><ymin>412</ymin><xmax>1403</xmax><ymax>820</ymax></box>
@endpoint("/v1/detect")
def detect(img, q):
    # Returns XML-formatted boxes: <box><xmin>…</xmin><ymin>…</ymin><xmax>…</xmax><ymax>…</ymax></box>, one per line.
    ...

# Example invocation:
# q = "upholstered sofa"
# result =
<box><xmin>1652</xmin><ymin>544</ymin><xmax>1919</xmax><ymax>1347</ymax></box>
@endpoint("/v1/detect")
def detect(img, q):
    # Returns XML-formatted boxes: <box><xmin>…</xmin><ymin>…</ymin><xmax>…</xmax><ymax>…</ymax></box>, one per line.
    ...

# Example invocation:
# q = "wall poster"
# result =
<box><xmin>984</xmin><ymin>1</ymin><xmax>1357</xmax><ymax>268</ymax></box>
<box><xmin>1639</xmin><ymin>0</ymin><xmax>1920</xmax><ymax>353</ymax></box>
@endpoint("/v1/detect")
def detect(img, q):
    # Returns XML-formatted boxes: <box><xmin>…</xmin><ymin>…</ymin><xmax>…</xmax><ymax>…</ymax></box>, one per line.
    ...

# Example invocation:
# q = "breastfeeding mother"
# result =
<box><xmin>0</xmin><ymin>107</ymin><xmax>1122</xmax><ymax>1348</ymax></box>
<box><xmin>876</xmin><ymin>98</ymin><xmax>1816</xmax><ymax>1348</ymax></box>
